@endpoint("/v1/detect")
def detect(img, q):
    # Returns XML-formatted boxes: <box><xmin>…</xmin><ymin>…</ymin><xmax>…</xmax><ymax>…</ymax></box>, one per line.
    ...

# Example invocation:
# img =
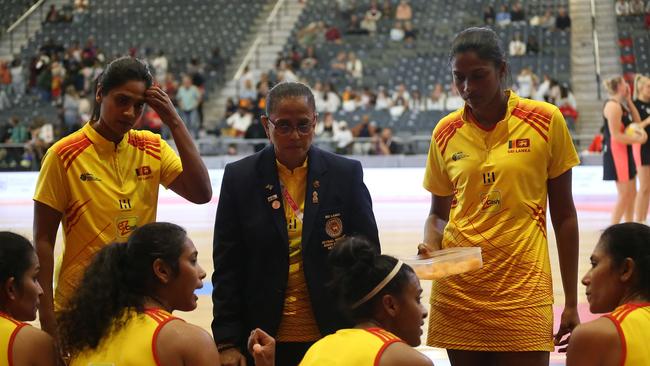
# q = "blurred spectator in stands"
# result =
<box><xmin>426</xmin><ymin>84</ymin><xmax>446</xmax><ymax>111</ymax></box>
<box><xmin>516</xmin><ymin>67</ymin><xmax>535</xmax><ymax>99</ymax></box>
<box><xmin>316</xmin><ymin>112</ymin><xmax>340</xmax><ymax>138</ymax></box>
<box><xmin>207</xmin><ymin>47</ymin><xmax>225</xmax><ymax>83</ymax></box>
<box><xmin>276</xmin><ymin>61</ymin><xmax>298</xmax><ymax>83</ymax></box>
<box><xmin>163</xmin><ymin>72</ymin><xmax>178</xmax><ymax>106</ymax></box>
<box><xmin>297</xmin><ymin>21</ymin><xmax>325</xmax><ymax>47</ymax></box>
<box><xmin>240</xmin><ymin>79</ymin><xmax>257</xmax><ymax>102</ymax></box>
<box><xmin>301</xmin><ymin>47</ymin><xmax>318</xmax><ymax>70</ymax></box>
<box><xmin>375</xmin><ymin>87</ymin><xmax>391</xmax><ymax>110</ymax></box>
<box><xmin>530</xmin><ymin>8</ymin><xmax>556</xmax><ymax>29</ymax></box>
<box><xmin>78</xmin><ymin>91</ymin><xmax>91</xmax><ymax>123</ymax></box>
<box><xmin>3</xmin><ymin>117</ymin><xmax>28</xmax><ymax>167</ymax></box>
<box><xmin>9</xmin><ymin>59</ymin><xmax>25</xmax><ymax>104</ymax></box>
<box><xmin>63</xmin><ymin>86</ymin><xmax>81</xmax><ymax>136</ymax></box>
<box><xmin>329</xmin><ymin>51</ymin><xmax>347</xmax><ymax>78</ymax></box>
<box><xmin>630</xmin><ymin>0</ymin><xmax>645</xmax><ymax>14</ymax></box>
<box><xmin>334</xmin><ymin>121</ymin><xmax>354</xmax><ymax>154</ymax></box>
<box><xmin>555</xmin><ymin>6</ymin><xmax>571</xmax><ymax>31</ymax></box>
<box><xmin>390</xmin><ymin>21</ymin><xmax>405</xmax><ymax>42</ymax></box>
<box><xmin>352</xmin><ymin>116</ymin><xmax>378</xmax><ymax>154</ymax></box>
<box><xmin>496</xmin><ymin>5</ymin><xmax>511</xmax><ymax>27</ymax></box>
<box><xmin>325</xmin><ymin>23</ymin><xmax>342</xmax><ymax>43</ymax></box>
<box><xmin>177</xmin><ymin>75</ymin><xmax>201</xmax><ymax>138</ymax></box>
<box><xmin>616</xmin><ymin>0</ymin><xmax>631</xmax><ymax>15</ymax></box>
<box><xmin>534</xmin><ymin>74</ymin><xmax>551</xmax><ymax>101</ymax></box>
<box><xmin>187</xmin><ymin>57</ymin><xmax>205</xmax><ymax>90</ymax></box>
<box><xmin>73</xmin><ymin>0</ymin><xmax>89</xmax><ymax>21</ymax></box>
<box><xmin>404</xmin><ymin>21</ymin><xmax>417</xmax><ymax>47</ymax></box>
<box><xmin>510</xmin><ymin>2</ymin><xmax>526</xmax><ymax>24</ymax></box>
<box><xmin>360</xmin><ymin>87</ymin><xmax>376</xmax><ymax>109</ymax></box>
<box><xmin>374</xmin><ymin>127</ymin><xmax>402</xmax><ymax>155</ymax></box>
<box><xmin>152</xmin><ymin>51</ymin><xmax>168</xmax><ymax>85</ymax></box>
<box><xmin>395</xmin><ymin>0</ymin><xmax>413</xmax><ymax>24</ymax></box>
<box><xmin>341</xmin><ymin>86</ymin><xmax>357</xmax><ymax>112</ymax></box>
<box><xmin>226</xmin><ymin>107</ymin><xmax>253</xmax><ymax>137</ymax></box>
<box><xmin>81</xmin><ymin>36</ymin><xmax>97</xmax><ymax>64</ymax></box>
<box><xmin>392</xmin><ymin>84</ymin><xmax>411</xmax><ymax>105</ymax></box>
<box><xmin>509</xmin><ymin>33</ymin><xmax>526</xmax><ymax>56</ymax></box>
<box><xmin>0</xmin><ymin>62</ymin><xmax>10</xmax><ymax>110</ymax></box>
<box><xmin>364</xmin><ymin>2</ymin><xmax>382</xmax><ymax>30</ymax></box>
<box><xmin>35</xmin><ymin>56</ymin><xmax>52</xmax><ymax>102</ymax></box>
<box><xmin>254</xmin><ymin>80</ymin><xmax>270</xmax><ymax>118</ymax></box>
<box><xmin>45</xmin><ymin>5</ymin><xmax>60</xmax><ymax>23</ymax></box>
<box><xmin>321</xmin><ymin>83</ymin><xmax>341</xmax><ymax>113</ymax></box>
<box><xmin>382</xmin><ymin>0</ymin><xmax>392</xmax><ymax>18</ymax></box>
<box><xmin>346</xmin><ymin>52</ymin><xmax>363</xmax><ymax>80</ymax></box>
<box><xmin>483</xmin><ymin>5</ymin><xmax>495</xmax><ymax>25</ymax></box>
<box><xmin>645</xmin><ymin>5</ymin><xmax>650</xmax><ymax>28</ymax></box>
<box><xmin>445</xmin><ymin>84</ymin><xmax>464</xmax><ymax>111</ymax></box>
<box><xmin>51</xmin><ymin>58</ymin><xmax>65</xmax><ymax>105</ymax></box>
<box><xmin>547</xmin><ymin>78</ymin><xmax>562</xmax><ymax>104</ymax></box>
<box><xmin>224</xmin><ymin>98</ymin><xmax>237</xmax><ymax>120</ymax></box>
<box><xmin>289</xmin><ymin>46</ymin><xmax>303</xmax><ymax>71</ymax></box>
<box><xmin>389</xmin><ymin>95</ymin><xmax>408</xmax><ymax>118</ymax></box>
<box><xmin>526</xmin><ymin>35</ymin><xmax>540</xmax><ymax>55</ymax></box>
<box><xmin>346</xmin><ymin>14</ymin><xmax>367</xmax><ymax>35</ymax></box>
<box><xmin>244</xmin><ymin>117</ymin><xmax>267</xmax><ymax>152</ymax></box>
<box><xmin>24</xmin><ymin>118</ymin><xmax>54</xmax><ymax>169</ymax></box>
<box><xmin>40</xmin><ymin>38</ymin><xmax>64</xmax><ymax>58</ymax></box>
<box><xmin>336</xmin><ymin>0</ymin><xmax>357</xmax><ymax>20</ymax></box>
<box><xmin>409</xmin><ymin>89</ymin><xmax>424</xmax><ymax>112</ymax></box>
<box><xmin>557</xmin><ymin>85</ymin><xmax>579</xmax><ymax>132</ymax></box>
<box><xmin>138</xmin><ymin>106</ymin><xmax>163</xmax><ymax>135</ymax></box>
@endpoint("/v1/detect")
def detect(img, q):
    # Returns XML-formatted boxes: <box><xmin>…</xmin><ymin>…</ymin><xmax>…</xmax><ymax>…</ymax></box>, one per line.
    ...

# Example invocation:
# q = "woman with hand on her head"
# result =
<box><xmin>0</xmin><ymin>232</ymin><xmax>55</xmax><ymax>366</ymax></box>
<box><xmin>602</xmin><ymin>75</ymin><xmax>647</xmax><ymax>224</ymax></box>
<box><xmin>631</xmin><ymin>75</ymin><xmax>650</xmax><ymax>222</ymax></box>
<box><xmin>57</xmin><ymin>222</ymin><xmax>221</xmax><ymax>365</ymax></box>
<box><xmin>33</xmin><ymin>56</ymin><xmax>212</xmax><ymax>336</ymax></box>
<box><xmin>566</xmin><ymin>223</ymin><xmax>650</xmax><ymax>366</ymax></box>
<box><xmin>299</xmin><ymin>236</ymin><xmax>432</xmax><ymax>366</ymax></box>
<box><xmin>420</xmin><ymin>27</ymin><xmax>580</xmax><ymax>365</ymax></box>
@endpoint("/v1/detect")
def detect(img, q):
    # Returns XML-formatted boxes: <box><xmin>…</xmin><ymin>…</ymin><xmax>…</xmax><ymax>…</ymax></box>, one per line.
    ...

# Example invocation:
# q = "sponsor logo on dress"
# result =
<box><xmin>79</xmin><ymin>172</ymin><xmax>101</xmax><ymax>181</ymax></box>
<box><xmin>451</xmin><ymin>151</ymin><xmax>469</xmax><ymax>161</ymax></box>
<box><xmin>118</xmin><ymin>198</ymin><xmax>132</xmax><ymax>210</ymax></box>
<box><xmin>507</xmin><ymin>138</ymin><xmax>531</xmax><ymax>153</ymax></box>
<box><xmin>116</xmin><ymin>217</ymin><xmax>138</xmax><ymax>238</ymax></box>
<box><xmin>480</xmin><ymin>191</ymin><xmax>501</xmax><ymax>211</ymax></box>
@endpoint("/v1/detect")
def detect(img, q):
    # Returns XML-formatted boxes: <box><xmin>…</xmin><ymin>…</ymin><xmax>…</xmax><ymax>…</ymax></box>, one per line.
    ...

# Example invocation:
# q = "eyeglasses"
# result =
<box><xmin>267</xmin><ymin>118</ymin><xmax>315</xmax><ymax>136</ymax></box>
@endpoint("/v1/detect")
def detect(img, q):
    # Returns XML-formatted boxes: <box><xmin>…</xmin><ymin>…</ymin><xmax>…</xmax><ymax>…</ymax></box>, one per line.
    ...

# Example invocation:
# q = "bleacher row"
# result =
<box><xmin>617</xmin><ymin>14</ymin><xmax>650</xmax><ymax>78</ymax></box>
<box><xmin>284</xmin><ymin>0</ymin><xmax>570</xmax><ymax>94</ymax></box>
<box><xmin>0</xmin><ymin>0</ymin><xmax>37</xmax><ymax>32</ymax></box>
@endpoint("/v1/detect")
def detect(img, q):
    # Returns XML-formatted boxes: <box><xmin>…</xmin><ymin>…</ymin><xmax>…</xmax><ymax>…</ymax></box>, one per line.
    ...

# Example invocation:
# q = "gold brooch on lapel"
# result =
<box><xmin>272</xmin><ymin>200</ymin><xmax>281</xmax><ymax>209</ymax></box>
<box><xmin>312</xmin><ymin>191</ymin><xmax>319</xmax><ymax>204</ymax></box>
<box><xmin>266</xmin><ymin>184</ymin><xmax>274</xmax><ymax>191</ymax></box>
<box><xmin>313</xmin><ymin>180</ymin><xmax>320</xmax><ymax>189</ymax></box>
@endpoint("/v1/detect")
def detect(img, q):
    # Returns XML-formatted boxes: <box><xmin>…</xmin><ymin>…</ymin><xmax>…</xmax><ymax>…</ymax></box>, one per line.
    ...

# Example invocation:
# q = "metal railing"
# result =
<box><xmin>232</xmin><ymin>0</ymin><xmax>291</xmax><ymax>82</ymax></box>
<box><xmin>4</xmin><ymin>0</ymin><xmax>47</xmax><ymax>56</ymax></box>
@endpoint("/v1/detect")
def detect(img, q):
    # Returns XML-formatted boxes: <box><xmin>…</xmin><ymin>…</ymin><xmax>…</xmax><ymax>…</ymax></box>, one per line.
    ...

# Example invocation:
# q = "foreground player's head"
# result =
<box><xmin>91</xmin><ymin>56</ymin><xmax>153</xmax><ymax>138</ymax></box>
<box><xmin>329</xmin><ymin>236</ymin><xmax>427</xmax><ymax>347</ymax></box>
<box><xmin>0</xmin><ymin>232</ymin><xmax>42</xmax><ymax>321</ymax></box>
<box><xmin>58</xmin><ymin>222</ymin><xmax>205</xmax><ymax>355</ymax></box>
<box><xmin>582</xmin><ymin>223</ymin><xmax>650</xmax><ymax>313</ymax></box>
<box><xmin>448</xmin><ymin>27</ymin><xmax>510</xmax><ymax>111</ymax></box>
<box><xmin>261</xmin><ymin>81</ymin><xmax>317</xmax><ymax>170</ymax></box>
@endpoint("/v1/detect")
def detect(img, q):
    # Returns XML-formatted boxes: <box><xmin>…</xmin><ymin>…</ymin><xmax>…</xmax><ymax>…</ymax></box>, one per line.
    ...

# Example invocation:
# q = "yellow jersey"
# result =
<box><xmin>605</xmin><ymin>303</ymin><xmax>650</xmax><ymax>366</ymax></box>
<box><xmin>70</xmin><ymin>308</ymin><xmax>179</xmax><ymax>366</ymax></box>
<box><xmin>34</xmin><ymin>123</ymin><xmax>182</xmax><ymax>311</ymax></box>
<box><xmin>423</xmin><ymin>91</ymin><xmax>579</xmax><ymax>311</ymax></box>
<box><xmin>276</xmin><ymin>159</ymin><xmax>321</xmax><ymax>342</ymax></box>
<box><xmin>300</xmin><ymin>328</ymin><xmax>403</xmax><ymax>366</ymax></box>
<box><xmin>0</xmin><ymin>313</ymin><xmax>26</xmax><ymax>366</ymax></box>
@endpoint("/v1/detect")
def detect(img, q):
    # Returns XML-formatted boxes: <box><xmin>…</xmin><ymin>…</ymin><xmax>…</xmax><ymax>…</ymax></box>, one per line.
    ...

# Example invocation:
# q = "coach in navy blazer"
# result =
<box><xmin>211</xmin><ymin>82</ymin><xmax>379</xmax><ymax>365</ymax></box>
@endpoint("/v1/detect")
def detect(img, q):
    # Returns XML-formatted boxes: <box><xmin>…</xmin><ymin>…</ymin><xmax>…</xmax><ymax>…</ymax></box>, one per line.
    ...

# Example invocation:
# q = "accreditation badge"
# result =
<box><xmin>325</xmin><ymin>214</ymin><xmax>343</xmax><ymax>238</ymax></box>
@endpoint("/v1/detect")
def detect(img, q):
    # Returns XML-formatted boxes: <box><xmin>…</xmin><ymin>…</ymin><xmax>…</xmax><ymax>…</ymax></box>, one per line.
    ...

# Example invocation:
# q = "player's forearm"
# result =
<box><xmin>553</xmin><ymin>215</ymin><xmax>580</xmax><ymax>307</ymax></box>
<box><xmin>169</xmin><ymin>120</ymin><xmax>212</xmax><ymax>203</ymax></box>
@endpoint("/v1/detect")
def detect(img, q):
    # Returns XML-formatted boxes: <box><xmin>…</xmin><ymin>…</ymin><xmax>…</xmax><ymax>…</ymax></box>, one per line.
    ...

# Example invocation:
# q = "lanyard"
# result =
<box><xmin>280</xmin><ymin>182</ymin><xmax>303</xmax><ymax>223</ymax></box>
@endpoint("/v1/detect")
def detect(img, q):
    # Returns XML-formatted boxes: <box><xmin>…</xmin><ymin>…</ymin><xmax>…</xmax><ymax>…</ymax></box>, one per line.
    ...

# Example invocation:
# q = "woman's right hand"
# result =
<box><xmin>220</xmin><ymin>348</ymin><xmax>246</xmax><ymax>366</ymax></box>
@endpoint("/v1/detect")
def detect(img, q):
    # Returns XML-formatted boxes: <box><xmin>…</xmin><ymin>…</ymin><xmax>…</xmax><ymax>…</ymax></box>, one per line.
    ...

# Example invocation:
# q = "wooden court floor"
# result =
<box><xmin>0</xmin><ymin>166</ymin><xmax>618</xmax><ymax>365</ymax></box>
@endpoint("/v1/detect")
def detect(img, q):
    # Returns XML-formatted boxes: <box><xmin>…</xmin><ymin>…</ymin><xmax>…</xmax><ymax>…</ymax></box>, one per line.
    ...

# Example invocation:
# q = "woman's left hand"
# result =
<box><xmin>554</xmin><ymin>305</ymin><xmax>580</xmax><ymax>352</ymax></box>
<box><xmin>145</xmin><ymin>85</ymin><xmax>182</xmax><ymax>128</ymax></box>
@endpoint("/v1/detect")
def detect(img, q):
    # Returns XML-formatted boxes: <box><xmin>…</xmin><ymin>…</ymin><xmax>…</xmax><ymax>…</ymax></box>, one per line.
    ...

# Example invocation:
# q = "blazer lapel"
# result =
<box><xmin>302</xmin><ymin>147</ymin><xmax>327</xmax><ymax>249</ymax></box>
<box><xmin>257</xmin><ymin>146</ymin><xmax>289</xmax><ymax>247</ymax></box>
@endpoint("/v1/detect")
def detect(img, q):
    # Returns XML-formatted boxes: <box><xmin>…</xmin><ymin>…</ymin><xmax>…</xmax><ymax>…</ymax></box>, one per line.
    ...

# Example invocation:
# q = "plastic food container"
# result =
<box><xmin>403</xmin><ymin>247</ymin><xmax>483</xmax><ymax>280</ymax></box>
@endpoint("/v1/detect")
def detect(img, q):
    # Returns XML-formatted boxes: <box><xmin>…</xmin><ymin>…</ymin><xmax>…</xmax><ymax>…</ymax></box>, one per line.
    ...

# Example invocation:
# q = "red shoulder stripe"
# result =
<box><xmin>7</xmin><ymin>322</ymin><xmax>27</xmax><ymax>366</ymax></box>
<box><xmin>63</xmin><ymin>139</ymin><xmax>92</xmax><ymax>171</ymax></box>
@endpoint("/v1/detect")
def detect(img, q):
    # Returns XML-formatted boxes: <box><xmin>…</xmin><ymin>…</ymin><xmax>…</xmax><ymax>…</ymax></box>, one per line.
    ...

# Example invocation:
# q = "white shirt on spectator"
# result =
<box><xmin>516</xmin><ymin>73</ymin><xmax>534</xmax><ymax>98</ymax></box>
<box><xmin>226</xmin><ymin>111</ymin><xmax>253</xmax><ymax>134</ymax></box>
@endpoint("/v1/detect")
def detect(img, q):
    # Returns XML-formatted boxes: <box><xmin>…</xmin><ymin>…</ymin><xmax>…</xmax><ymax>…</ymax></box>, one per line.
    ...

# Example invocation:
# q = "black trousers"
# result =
<box><xmin>275</xmin><ymin>341</ymin><xmax>315</xmax><ymax>366</ymax></box>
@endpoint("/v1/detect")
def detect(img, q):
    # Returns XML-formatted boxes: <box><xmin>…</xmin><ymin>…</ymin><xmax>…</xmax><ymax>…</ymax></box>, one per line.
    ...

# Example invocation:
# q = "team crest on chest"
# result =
<box><xmin>507</xmin><ymin>138</ymin><xmax>531</xmax><ymax>153</ymax></box>
<box><xmin>325</xmin><ymin>213</ymin><xmax>343</xmax><ymax>238</ymax></box>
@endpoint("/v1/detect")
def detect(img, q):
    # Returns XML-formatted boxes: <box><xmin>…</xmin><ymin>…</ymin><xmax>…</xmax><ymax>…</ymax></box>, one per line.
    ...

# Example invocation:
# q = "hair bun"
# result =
<box><xmin>329</xmin><ymin>236</ymin><xmax>377</xmax><ymax>270</ymax></box>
